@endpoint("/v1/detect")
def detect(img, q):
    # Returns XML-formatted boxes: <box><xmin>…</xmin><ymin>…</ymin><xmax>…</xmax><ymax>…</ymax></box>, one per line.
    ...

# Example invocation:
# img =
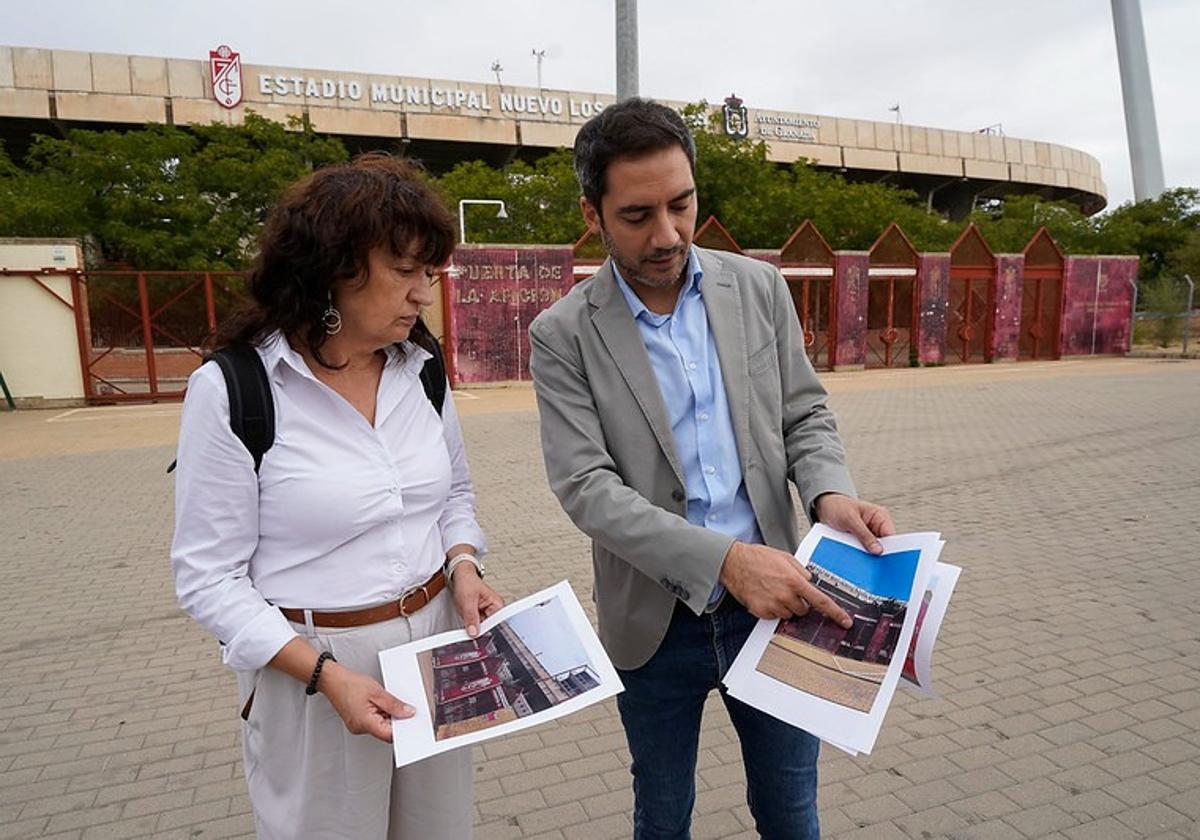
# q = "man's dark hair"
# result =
<box><xmin>573</xmin><ymin>97</ymin><xmax>696</xmax><ymax>213</ymax></box>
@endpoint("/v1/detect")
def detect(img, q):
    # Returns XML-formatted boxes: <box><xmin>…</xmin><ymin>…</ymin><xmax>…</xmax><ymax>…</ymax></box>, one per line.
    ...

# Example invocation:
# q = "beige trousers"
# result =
<box><xmin>235</xmin><ymin>590</ymin><xmax>473</xmax><ymax>840</ymax></box>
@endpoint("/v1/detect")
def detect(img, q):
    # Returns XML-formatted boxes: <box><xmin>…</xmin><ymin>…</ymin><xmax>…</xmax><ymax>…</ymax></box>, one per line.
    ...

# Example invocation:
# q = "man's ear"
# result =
<box><xmin>580</xmin><ymin>196</ymin><xmax>602</xmax><ymax>234</ymax></box>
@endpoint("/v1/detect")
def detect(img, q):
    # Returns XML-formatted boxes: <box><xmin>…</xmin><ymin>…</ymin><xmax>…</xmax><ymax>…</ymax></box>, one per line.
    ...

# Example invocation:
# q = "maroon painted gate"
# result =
<box><xmin>80</xmin><ymin>271</ymin><xmax>247</xmax><ymax>401</ymax></box>
<box><xmin>947</xmin><ymin>225</ymin><xmax>996</xmax><ymax>364</ymax></box>
<box><xmin>866</xmin><ymin>224</ymin><xmax>921</xmax><ymax>369</ymax></box>
<box><xmin>779</xmin><ymin>221</ymin><xmax>837</xmax><ymax>371</ymax></box>
<box><xmin>1019</xmin><ymin>229</ymin><xmax>1064</xmax><ymax>360</ymax></box>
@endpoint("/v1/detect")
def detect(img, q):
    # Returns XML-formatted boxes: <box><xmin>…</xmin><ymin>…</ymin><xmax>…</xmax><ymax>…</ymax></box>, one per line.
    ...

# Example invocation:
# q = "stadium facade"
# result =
<box><xmin>0</xmin><ymin>44</ymin><xmax>1108</xmax><ymax>218</ymax></box>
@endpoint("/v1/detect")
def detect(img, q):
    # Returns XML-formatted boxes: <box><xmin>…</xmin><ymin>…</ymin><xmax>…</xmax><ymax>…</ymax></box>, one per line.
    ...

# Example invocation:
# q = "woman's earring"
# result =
<box><xmin>322</xmin><ymin>291</ymin><xmax>343</xmax><ymax>335</ymax></box>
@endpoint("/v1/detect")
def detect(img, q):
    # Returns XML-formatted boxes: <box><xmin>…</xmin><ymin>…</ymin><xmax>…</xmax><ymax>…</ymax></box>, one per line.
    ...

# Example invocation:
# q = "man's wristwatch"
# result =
<box><xmin>445</xmin><ymin>553</ymin><xmax>485</xmax><ymax>585</ymax></box>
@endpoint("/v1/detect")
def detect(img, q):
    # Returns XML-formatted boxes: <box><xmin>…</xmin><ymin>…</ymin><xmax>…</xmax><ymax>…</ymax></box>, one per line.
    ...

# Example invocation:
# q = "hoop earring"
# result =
<box><xmin>322</xmin><ymin>291</ymin><xmax>343</xmax><ymax>335</ymax></box>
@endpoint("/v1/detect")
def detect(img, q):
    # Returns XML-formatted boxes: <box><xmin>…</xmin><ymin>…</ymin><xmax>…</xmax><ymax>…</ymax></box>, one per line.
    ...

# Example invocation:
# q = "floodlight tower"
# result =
<box><xmin>616</xmin><ymin>0</ymin><xmax>638</xmax><ymax>100</ymax></box>
<box><xmin>1111</xmin><ymin>0</ymin><xmax>1166</xmax><ymax>201</ymax></box>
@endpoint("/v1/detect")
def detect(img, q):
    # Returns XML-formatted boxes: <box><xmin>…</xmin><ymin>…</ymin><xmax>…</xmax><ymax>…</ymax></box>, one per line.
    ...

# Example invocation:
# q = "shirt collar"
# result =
<box><xmin>612</xmin><ymin>248</ymin><xmax>703</xmax><ymax>323</ymax></box>
<box><xmin>257</xmin><ymin>330</ymin><xmax>430</xmax><ymax>382</ymax></box>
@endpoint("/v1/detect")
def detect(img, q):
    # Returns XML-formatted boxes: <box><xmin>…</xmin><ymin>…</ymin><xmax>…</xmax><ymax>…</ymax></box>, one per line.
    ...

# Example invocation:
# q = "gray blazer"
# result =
<box><xmin>529</xmin><ymin>247</ymin><xmax>857</xmax><ymax>670</ymax></box>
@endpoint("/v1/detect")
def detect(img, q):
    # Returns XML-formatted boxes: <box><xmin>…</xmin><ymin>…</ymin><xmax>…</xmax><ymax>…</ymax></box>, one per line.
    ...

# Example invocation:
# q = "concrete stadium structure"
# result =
<box><xmin>0</xmin><ymin>44</ymin><xmax>1108</xmax><ymax>218</ymax></box>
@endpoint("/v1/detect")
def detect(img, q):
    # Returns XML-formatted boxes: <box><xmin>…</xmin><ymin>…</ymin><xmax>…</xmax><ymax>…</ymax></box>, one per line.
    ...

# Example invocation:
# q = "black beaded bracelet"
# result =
<box><xmin>305</xmin><ymin>651</ymin><xmax>336</xmax><ymax>696</ymax></box>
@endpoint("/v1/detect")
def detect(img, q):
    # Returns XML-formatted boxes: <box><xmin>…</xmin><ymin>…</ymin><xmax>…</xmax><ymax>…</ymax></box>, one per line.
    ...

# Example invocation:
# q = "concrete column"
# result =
<box><xmin>832</xmin><ymin>252</ymin><xmax>869</xmax><ymax>370</ymax></box>
<box><xmin>917</xmin><ymin>254</ymin><xmax>950</xmax><ymax>365</ymax></box>
<box><xmin>991</xmin><ymin>255</ymin><xmax>1024</xmax><ymax>362</ymax></box>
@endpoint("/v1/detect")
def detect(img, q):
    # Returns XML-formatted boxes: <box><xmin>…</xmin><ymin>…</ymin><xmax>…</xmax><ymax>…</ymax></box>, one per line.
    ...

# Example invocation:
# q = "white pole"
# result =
<box><xmin>616</xmin><ymin>0</ymin><xmax>638</xmax><ymax>100</ymax></box>
<box><xmin>1111</xmin><ymin>0</ymin><xmax>1166</xmax><ymax>200</ymax></box>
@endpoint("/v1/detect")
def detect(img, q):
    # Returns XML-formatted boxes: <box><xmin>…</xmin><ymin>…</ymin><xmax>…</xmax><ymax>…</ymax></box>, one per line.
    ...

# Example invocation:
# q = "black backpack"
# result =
<box><xmin>168</xmin><ymin>336</ymin><xmax>447</xmax><ymax>474</ymax></box>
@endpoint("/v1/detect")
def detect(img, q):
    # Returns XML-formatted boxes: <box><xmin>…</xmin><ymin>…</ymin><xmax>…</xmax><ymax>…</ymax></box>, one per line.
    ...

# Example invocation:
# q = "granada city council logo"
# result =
<box><xmin>209</xmin><ymin>44</ymin><xmax>243</xmax><ymax>109</ymax></box>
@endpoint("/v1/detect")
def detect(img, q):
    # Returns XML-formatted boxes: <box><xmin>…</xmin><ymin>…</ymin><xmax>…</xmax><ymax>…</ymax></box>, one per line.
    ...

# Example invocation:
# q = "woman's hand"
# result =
<box><xmin>450</xmin><ymin>565</ymin><xmax>504</xmax><ymax>637</ymax></box>
<box><xmin>318</xmin><ymin>662</ymin><xmax>414</xmax><ymax>742</ymax></box>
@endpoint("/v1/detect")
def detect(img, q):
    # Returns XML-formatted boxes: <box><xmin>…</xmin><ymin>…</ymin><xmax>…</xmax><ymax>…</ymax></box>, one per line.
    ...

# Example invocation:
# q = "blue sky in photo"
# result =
<box><xmin>811</xmin><ymin>538</ymin><xmax>920</xmax><ymax>602</ymax></box>
<box><xmin>504</xmin><ymin>596</ymin><xmax>592</xmax><ymax>677</ymax></box>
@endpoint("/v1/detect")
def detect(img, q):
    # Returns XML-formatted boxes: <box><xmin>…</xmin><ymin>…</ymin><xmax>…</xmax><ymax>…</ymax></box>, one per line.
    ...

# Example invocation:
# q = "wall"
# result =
<box><xmin>0</xmin><ymin>239</ymin><xmax>86</xmax><ymax>406</ymax></box>
<box><xmin>445</xmin><ymin>246</ymin><xmax>574</xmax><ymax>384</ymax></box>
<box><xmin>1061</xmin><ymin>257</ymin><xmax>1139</xmax><ymax>356</ymax></box>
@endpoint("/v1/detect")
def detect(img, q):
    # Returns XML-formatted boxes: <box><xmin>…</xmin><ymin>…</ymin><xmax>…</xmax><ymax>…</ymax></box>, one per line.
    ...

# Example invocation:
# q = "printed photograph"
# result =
<box><xmin>756</xmin><ymin>538</ymin><xmax>921</xmax><ymax>712</ymax></box>
<box><xmin>902</xmin><ymin>589</ymin><xmax>935</xmax><ymax>686</ymax></box>
<box><xmin>417</xmin><ymin>594</ymin><xmax>602</xmax><ymax>741</ymax></box>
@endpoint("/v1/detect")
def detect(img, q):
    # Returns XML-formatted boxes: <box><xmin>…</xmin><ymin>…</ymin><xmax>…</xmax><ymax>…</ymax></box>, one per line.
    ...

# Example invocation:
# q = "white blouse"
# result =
<box><xmin>170</xmin><ymin>331</ymin><xmax>486</xmax><ymax>672</ymax></box>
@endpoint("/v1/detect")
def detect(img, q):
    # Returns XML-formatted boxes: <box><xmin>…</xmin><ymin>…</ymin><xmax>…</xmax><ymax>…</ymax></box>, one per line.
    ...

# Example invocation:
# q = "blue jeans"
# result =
<box><xmin>616</xmin><ymin>598</ymin><xmax>821</xmax><ymax>840</ymax></box>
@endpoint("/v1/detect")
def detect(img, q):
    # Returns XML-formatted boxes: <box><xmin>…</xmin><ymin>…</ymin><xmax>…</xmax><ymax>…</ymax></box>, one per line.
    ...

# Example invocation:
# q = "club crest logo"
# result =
<box><xmin>722</xmin><ymin>93</ymin><xmax>749</xmax><ymax>140</ymax></box>
<box><xmin>209</xmin><ymin>45</ymin><xmax>243</xmax><ymax>109</ymax></box>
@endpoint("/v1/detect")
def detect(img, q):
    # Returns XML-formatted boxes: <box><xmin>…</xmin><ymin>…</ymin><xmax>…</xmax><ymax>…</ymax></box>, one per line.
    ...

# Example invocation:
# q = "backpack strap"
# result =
<box><xmin>418</xmin><ymin>335</ymin><xmax>448</xmax><ymax>417</ymax></box>
<box><xmin>207</xmin><ymin>345</ymin><xmax>275</xmax><ymax>472</ymax></box>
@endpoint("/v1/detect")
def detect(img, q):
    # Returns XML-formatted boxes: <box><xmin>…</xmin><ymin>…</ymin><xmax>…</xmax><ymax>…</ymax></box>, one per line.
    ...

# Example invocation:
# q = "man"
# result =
<box><xmin>528</xmin><ymin>98</ymin><xmax>894</xmax><ymax>839</ymax></box>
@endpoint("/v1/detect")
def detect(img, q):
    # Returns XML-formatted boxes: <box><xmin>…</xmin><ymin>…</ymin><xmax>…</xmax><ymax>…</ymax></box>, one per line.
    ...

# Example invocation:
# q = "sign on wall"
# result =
<box><xmin>446</xmin><ymin>248</ymin><xmax>574</xmax><ymax>384</ymax></box>
<box><xmin>209</xmin><ymin>45</ymin><xmax>243</xmax><ymax>109</ymax></box>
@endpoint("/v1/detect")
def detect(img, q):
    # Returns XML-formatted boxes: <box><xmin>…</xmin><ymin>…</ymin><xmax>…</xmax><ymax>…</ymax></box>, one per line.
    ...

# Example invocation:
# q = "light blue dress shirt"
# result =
<box><xmin>613</xmin><ymin>250</ymin><xmax>763</xmax><ymax>608</ymax></box>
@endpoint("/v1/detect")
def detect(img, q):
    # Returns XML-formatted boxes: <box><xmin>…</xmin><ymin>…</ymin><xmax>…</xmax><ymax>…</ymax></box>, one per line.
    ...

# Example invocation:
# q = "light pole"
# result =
<box><xmin>531</xmin><ymin>49</ymin><xmax>546</xmax><ymax>90</ymax></box>
<box><xmin>616</xmin><ymin>0</ymin><xmax>638</xmax><ymax>100</ymax></box>
<box><xmin>458</xmin><ymin>199</ymin><xmax>508</xmax><ymax>244</ymax></box>
<box><xmin>1111</xmin><ymin>0</ymin><xmax>1165</xmax><ymax>201</ymax></box>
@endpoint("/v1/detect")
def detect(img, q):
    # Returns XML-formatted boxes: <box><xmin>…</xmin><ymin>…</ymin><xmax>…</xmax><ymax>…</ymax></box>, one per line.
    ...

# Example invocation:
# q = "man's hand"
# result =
<box><xmin>814</xmin><ymin>493</ymin><xmax>894</xmax><ymax>554</ymax></box>
<box><xmin>719</xmin><ymin>541</ymin><xmax>852</xmax><ymax>627</ymax></box>
<box><xmin>450</xmin><ymin>565</ymin><xmax>504</xmax><ymax>638</ymax></box>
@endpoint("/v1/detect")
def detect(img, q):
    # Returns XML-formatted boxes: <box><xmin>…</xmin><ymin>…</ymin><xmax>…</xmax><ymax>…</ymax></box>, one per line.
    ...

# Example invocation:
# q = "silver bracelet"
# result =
<box><xmin>445</xmin><ymin>553</ymin><xmax>484</xmax><ymax>586</ymax></box>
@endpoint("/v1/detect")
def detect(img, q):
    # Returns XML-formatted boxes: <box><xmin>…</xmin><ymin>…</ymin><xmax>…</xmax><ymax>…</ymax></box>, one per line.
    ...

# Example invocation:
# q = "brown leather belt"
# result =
<box><xmin>280</xmin><ymin>569</ymin><xmax>446</xmax><ymax>628</ymax></box>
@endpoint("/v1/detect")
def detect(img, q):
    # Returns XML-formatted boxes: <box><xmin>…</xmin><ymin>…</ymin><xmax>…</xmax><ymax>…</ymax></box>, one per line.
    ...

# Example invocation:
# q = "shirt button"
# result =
<box><xmin>705</xmin><ymin>466</ymin><xmax>716</xmax><ymax>476</ymax></box>
<box><xmin>699</xmin><ymin>412</ymin><xmax>710</xmax><ymax>422</ymax></box>
<box><xmin>688</xmin><ymin>362</ymin><xmax>698</xmax><ymax>371</ymax></box>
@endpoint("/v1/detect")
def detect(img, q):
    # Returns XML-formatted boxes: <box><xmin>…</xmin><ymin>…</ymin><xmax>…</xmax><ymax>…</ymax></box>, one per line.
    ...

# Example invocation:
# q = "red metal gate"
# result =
<box><xmin>866</xmin><ymin>224</ymin><xmax>920</xmax><ymax>369</ymax></box>
<box><xmin>1019</xmin><ymin>229</ymin><xmax>1064</xmax><ymax>360</ymax></box>
<box><xmin>779</xmin><ymin>221</ymin><xmax>836</xmax><ymax>371</ymax></box>
<box><xmin>78</xmin><ymin>271</ymin><xmax>246</xmax><ymax>403</ymax></box>
<box><xmin>785</xmin><ymin>274</ymin><xmax>834</xmax><ymax>370</ymax></box>
<box><xmin>947</xmin><ymin>225</ymin><xmax>996</xmax><ymax>364</ymax></box>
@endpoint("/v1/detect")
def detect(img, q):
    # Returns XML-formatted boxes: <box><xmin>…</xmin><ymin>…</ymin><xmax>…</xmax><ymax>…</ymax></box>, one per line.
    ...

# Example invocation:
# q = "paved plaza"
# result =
<box><xmin>1</xmin><ymin>357</ymin><xmax>1198</xmax><ymax>840</ymax></box>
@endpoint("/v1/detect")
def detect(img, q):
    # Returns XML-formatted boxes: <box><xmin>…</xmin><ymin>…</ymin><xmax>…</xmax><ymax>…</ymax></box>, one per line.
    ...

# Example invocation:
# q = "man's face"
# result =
<box><xmin>582</xmin><ymin>145</ymin><xmax>697</xmax><ymax>289</ymax></box>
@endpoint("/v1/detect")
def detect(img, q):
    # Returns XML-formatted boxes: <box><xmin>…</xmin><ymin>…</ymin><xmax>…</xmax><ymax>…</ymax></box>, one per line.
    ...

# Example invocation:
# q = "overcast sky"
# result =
<box><xmin>4</xmin><ymin>0</ymin><xmax>1195</xmax><ymax>209</ymax></box>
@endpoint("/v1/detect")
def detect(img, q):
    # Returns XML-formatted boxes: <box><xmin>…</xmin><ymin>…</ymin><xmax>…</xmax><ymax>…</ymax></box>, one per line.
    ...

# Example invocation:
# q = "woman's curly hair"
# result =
<box><xmin>213</xmin><ymin>153</ymin><xmax>454</xmax><ymax>367</ymax></box>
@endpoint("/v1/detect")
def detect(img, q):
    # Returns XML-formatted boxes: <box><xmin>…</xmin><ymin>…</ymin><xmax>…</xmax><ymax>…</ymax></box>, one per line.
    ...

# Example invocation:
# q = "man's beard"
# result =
<box><xmin>600</xmin><ymin>228</ymin><xmax>686</xmax><ymax>289</ymax></box>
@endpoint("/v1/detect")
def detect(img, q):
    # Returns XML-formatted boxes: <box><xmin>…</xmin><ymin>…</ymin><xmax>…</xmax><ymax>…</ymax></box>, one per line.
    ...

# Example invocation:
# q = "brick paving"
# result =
<box><xmin>1</xmin><ymin>357</ymin><xmax>1198</xmax><ymax>839</ymax></box>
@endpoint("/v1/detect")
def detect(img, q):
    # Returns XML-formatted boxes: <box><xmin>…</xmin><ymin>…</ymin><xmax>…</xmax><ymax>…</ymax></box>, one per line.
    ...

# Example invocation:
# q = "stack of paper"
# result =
<box><xmin>723</xmin><ymin>524</ymin><xmax>958</xmax><ymax>756</ymax></box>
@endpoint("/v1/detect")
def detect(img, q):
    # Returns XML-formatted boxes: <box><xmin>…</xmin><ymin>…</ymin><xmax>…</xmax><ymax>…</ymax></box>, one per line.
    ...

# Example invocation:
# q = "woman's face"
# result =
<box><xmin>334</xmin><ymin>245</ymin><xmax>437</xmax><ymax>350</ymax></box>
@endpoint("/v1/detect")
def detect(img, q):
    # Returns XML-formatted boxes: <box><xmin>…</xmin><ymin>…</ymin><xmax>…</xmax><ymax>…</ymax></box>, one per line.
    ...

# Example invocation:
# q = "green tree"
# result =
<box><xmin>435</xmin><ymin>148</ymin><xmax>581</xmax><ymax>245</ymax></box>
<box><xmin>1167</xmin><ymin>226</ymin><xmax>1200</xmax><ymax>284</ymax></box>
<box><xmin>968</xmin><ymin>194</ymin><xmax>1102</xmax><ymax>255</ymax></box>
<box><xmin>1096</xmin><ymin>188</ymin><xmax>1200</xmax><ymax>284</ymax></box>
<box><xmin>0</xmin><ymin>112</ymin><xmax>346</xmax><ymax>269</ymax></box>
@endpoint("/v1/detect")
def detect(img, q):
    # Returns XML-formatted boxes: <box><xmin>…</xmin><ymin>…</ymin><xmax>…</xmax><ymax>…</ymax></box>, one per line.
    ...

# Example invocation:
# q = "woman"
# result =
<box><xmin>170</xmin><ymin>153</ymin><xmax>502</xmax><ymax>839</ymax></box>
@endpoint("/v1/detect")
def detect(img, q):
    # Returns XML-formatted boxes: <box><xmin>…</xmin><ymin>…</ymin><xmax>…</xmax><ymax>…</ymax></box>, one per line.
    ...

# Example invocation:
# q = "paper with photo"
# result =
<box><xmin>824</xmin><ymin>547</ymin><xmax>956</xmax><ymax>757</ymax></box>
<box><xmin>723</xmin><ymin>524</ymin><xmax>942</xmax><ymax>755</ymax></box>
<box><xmin>900</xmin><ymin>556</ymin><xmax>960</xmax><ymax>697</ymax></box>
<box><xmin>379</xmin><ymin>580</ymin><xmax>622</xmax><ymax>768</ymax></box>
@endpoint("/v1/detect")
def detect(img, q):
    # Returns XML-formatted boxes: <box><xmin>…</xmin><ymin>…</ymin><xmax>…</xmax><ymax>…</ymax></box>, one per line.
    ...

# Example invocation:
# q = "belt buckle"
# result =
<box><xmin>399</xmin><ymin>584</ymin><xmax>430</xmax><ymax>618</ymax></box>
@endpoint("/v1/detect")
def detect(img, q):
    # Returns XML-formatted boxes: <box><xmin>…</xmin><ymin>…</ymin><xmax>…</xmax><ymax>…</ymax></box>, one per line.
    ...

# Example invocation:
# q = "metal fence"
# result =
<box><xmin>1132</xmin><ymin>274</ymin><xmax>1195</xmax><ymax>354</ymax></box>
